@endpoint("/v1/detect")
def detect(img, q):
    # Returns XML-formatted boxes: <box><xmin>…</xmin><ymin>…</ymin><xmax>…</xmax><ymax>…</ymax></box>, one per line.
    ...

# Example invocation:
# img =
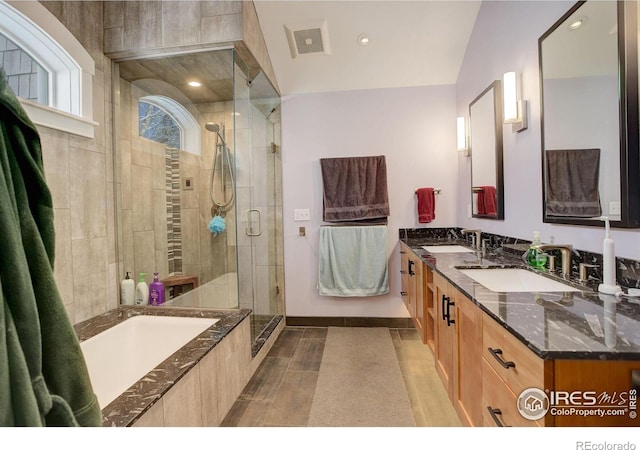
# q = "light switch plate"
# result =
<box><xmin>609</xmin><ymin>201</ymin><xmax>621</xmax><ymax>215</ymax></box>
<box><xmin>294</xmin><ymin>208</ymin><xmax>311</xmax><ymax>221</ymax></box>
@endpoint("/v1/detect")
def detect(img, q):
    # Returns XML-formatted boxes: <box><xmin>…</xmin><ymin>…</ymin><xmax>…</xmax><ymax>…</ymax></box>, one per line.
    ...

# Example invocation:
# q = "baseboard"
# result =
<box><xmin>285</xmin><ymin>316</ymin><xmax>414</xmax><ymax>328</ymax></box>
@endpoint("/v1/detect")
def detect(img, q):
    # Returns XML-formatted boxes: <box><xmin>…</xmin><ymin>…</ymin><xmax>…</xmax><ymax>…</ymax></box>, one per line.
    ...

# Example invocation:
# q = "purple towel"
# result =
<box><xmin>320</xmin><ymin>156</ymin><xmax>390</xmax><ymax>222</ymax></box>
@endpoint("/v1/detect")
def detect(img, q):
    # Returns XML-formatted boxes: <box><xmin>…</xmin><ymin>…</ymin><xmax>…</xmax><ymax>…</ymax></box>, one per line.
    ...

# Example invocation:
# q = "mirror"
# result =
<box><xmin>539</xmin><ymin>0</ymin><xmax>640</xmax><ymax>227</ymax></box>
<box><xmin>469</xmin><ymin>80</ymin><xmax>504</xmax><ymax>220</ymax></box>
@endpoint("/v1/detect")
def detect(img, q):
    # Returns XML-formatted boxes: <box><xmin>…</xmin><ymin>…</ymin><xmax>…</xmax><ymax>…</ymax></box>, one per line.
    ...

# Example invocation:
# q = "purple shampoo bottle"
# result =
<box><xmin>149</xmin><ymin>272</ymin><xmax>165</xmax><ymax>306</ymax></box>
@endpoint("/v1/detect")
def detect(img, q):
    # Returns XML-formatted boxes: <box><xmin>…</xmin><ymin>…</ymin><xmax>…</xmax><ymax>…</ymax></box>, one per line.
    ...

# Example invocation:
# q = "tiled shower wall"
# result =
<box><xmin>39</xmin><ymin>2</ymin><xmax>117</xmax><ymax>324</ymax></box>
<box><xmin>118</xmin><ymin>80</ymin><xmax>238</xmax><ymax>293</ymax></box>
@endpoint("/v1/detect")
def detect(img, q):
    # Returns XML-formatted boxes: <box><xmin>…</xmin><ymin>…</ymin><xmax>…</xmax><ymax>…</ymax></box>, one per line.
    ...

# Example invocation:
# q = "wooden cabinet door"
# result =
<box><xmin>434</xmin><ymin>273</ymin><xmax>455</xmax><ymax>400</ymax></box>
<box><xmin>453</xmin><ymin>290</ymin><xmax>483</xmax><ymax>426</ymax></box>
<box><xmin>400</xmin><ymin>245</ymin><xmax>411</xmax><ymax>312</ymax></box>
<box><xmin>413</xmin><ymin>259</ymin><xmax>425</xmax><ymax>342</ymax></box>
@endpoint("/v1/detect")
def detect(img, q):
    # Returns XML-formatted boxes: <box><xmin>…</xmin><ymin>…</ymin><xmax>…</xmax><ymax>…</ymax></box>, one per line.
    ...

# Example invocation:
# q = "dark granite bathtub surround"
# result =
<box><xmin>399</xmin><ymin>228</ymin><xmax>640</xmax><ymax>290</ymax></box>
<box><xmin>75</xmin><ymin>306</ymin><xmax>251</xmax><ymax>427</ymax></box>
<box><xmin>400</xmin><ymin>231</ymin><xmax>640</xmax><ymax>361</ymax></box>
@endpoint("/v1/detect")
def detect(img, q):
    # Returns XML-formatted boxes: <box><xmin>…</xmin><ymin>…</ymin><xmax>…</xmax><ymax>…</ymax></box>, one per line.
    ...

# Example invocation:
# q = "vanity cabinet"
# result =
<box><xmin>402</xmin><ymin>243</ymin><xmax>640</xmax><ymax>427</ymax></box>
<box><xmin>481</xmin><ymin>312</ymin><xmax>552</xmax><ymax>427</ymax></box>
<box><xmin>399</xmin><ymin>242</ymin><xmax>427</xmax><ymax>344</ymax></box>
<box><xmin>434</xmin><ymin>272</ymin><xmax>483</xmax><ymax>427</ymax></box>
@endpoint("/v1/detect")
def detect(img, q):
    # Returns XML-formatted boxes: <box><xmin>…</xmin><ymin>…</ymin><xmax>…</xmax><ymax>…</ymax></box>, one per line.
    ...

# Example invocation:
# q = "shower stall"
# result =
<box><xmin>113</xmin><ymin>48</ymin><xmax>284</xmax><ymax>347</ymax></box>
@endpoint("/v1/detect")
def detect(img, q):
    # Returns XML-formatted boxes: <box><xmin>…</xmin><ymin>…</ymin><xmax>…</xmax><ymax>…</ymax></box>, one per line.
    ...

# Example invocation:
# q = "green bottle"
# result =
<box><xmin>527</xmin><ymin>231</ymin><xmax>547</xmax><ymax>268</ymax></box>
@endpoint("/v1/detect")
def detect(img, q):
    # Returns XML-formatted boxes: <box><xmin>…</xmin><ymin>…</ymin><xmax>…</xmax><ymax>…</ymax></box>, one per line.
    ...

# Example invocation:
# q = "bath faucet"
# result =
<box><xmin>461</xmin><ymin>229</ymin><xmax>482</xmax><ymax>249</ymax></box>
<box><xmin>537</xmin><ymin>244</ymin><xmax>573</xmax><ymax>279</ymax></box>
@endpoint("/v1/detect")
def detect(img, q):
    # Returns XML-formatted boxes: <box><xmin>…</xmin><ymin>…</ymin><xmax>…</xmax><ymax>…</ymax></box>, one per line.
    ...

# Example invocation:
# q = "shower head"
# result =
<box><xmin>205</xmin><ymin>122</ymin><xmax>220</xmax><ymax>133</ymax></box>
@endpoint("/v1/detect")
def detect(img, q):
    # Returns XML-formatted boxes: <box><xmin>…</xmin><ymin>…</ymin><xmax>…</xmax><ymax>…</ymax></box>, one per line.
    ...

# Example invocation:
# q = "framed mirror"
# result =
<box><xmin>469</xmin><ymin>80</ymin><xmax>504</xmax><ymax>220</ymax></box>
<box><xmin>539</xmin><ymin>0</ymin><xmax>640</xmax><ymax>228</ymax></box>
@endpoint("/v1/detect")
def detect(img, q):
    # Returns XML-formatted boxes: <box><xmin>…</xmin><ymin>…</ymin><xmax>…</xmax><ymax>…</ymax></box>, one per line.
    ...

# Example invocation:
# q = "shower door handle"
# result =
<box><xmin>246</xmin><ymin>209</ymin><xmax>262</xmax><ymax>236</ymax></box>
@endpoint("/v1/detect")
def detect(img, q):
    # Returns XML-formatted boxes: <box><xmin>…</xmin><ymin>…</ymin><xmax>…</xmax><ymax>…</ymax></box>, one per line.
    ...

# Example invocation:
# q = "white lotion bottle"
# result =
<box><xmin>598</xmin><ymin>216</ymin><xmax>622</xmax><ymax>295</ymax></box>
<box><xmin>135</xmin><ymin>272</ymin><xmax>149</xmax><ymax>305</ymax></box>
<box><xmin>120</xmin><ymin>271</ymin><xmax>135</xmax><ymax>305</ymax></box>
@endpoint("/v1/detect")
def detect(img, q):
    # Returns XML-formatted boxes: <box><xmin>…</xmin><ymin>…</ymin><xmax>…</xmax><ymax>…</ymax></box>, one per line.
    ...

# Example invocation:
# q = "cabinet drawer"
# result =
<box><xmin>482</xmin><ymin>359</ymin><xmax>543</xmax><ymax>427</ymax></box>
<box><xmin>482</xmin><ymin>313</ymin><xmax>545</xmax><ymax>397</ymax></box>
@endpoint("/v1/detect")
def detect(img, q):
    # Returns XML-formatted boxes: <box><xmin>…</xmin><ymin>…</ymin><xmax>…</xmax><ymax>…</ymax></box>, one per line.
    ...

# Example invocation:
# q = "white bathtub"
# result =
<box><xmin>80</xmin><ymin>315</ymin><xmax>218</xmax><ymax>409</ymax></box>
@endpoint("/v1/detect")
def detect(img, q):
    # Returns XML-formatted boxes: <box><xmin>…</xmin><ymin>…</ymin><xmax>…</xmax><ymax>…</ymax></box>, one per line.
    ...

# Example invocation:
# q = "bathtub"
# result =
<box><xmin>80</xmin><ymin>314</ymin><xmax>218</xmax><ymax>409</ymax></box>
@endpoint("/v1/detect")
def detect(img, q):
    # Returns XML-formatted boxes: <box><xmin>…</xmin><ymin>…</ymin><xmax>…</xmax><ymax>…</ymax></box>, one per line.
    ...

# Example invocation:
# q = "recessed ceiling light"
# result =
<box><xmin>188</xmin><ymin>80</ymin><xmax>201</xmax><ymax>87</ymax></box>
<box><xmin>357</xmin><ymin>34</ymin><xmax>370</xmax><ymax>46</ymax></box>
<box><xmin>568</xmin><ymin>17</ymin><xmax>587</xmax><ymax>31</ymax></box>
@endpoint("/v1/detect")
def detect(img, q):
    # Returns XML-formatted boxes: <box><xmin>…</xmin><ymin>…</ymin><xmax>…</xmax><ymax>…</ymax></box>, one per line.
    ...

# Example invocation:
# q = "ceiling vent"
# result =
<box><xmin>284</xmin><ymin>20</ymin><xmax>331</xmax><ymax>59</ymax></box>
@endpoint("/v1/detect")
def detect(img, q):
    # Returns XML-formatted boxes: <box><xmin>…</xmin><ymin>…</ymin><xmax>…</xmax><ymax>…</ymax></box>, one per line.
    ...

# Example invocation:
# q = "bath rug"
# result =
<box><xmin>307</xmin><ymin>327</ymin><xmax>416</xmax><ymax>427</ymax></box>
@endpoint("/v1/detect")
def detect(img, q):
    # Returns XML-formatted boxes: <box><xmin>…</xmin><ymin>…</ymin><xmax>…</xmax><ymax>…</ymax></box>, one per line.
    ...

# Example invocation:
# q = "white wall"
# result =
<box><xmin>456</xmin><ymin>0</ymin><xmax>640</xmax><ymax>258</ymax></box>
<box><xmin>281</xmin><ymin>86</ymin><xmax>457</xmax><ymax>317</ymax></box>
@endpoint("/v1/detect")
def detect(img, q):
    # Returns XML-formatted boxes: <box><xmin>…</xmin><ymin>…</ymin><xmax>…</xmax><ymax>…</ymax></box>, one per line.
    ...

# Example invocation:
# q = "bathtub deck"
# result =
<box><xmin>74</xmin><ymin>306</ymin><xmax>251</xmax><ymax>427</ymax></box>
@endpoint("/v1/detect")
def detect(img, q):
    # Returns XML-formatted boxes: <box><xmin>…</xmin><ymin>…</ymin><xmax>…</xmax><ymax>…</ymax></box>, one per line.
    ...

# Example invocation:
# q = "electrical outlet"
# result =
<box><xmin>294</xmin><ymin>208</ymin><xmax>311</xmax><ymax>221</ymax></box>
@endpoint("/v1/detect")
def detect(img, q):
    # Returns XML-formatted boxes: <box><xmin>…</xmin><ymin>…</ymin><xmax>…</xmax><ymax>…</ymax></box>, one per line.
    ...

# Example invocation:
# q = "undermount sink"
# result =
<box><xmin>422</xmin><ymin>245</ymin><xmax>474</xmax><ymax>254</ymax></box>
<box><xmin>459</xmin><ymin>268</ymin><xmax>580</xmax><ymax>293</ymax></box>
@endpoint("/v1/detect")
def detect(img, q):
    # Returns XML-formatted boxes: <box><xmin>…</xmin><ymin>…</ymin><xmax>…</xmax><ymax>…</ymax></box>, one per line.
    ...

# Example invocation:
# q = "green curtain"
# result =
<box><xmin>0</xmin><ymin>70</ymin><xmax>102</xmax><ymax>426</ymax></box>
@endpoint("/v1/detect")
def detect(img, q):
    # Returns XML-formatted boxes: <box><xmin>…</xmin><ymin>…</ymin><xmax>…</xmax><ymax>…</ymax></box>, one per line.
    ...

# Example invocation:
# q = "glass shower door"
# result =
<box><xmin>234</xmin><ymin>57</ymin><xmax>283</xmax><ymax>346</ymax></box>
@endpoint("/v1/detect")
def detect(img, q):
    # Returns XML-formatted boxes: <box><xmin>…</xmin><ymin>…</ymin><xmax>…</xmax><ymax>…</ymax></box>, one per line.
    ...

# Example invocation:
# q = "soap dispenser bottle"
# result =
<box><xmin>120</xmin><ymin>271</ymin><xmax>135</xmax><ymax>305</ymax></box>
<box><xmin>598</xmin><ymin>216</ymin><xmax>622</xmax><ymax>295</ymax></box>
<box><xmin>526</xmin><ymin>231</ymin><xmax>547</xmax><ymax>268</ymax></box>
<box><xmin>149</xmin><ymin>272</ymin><xmax>165</xmax><ymax>306</ymax></box>
<box><xmin>135</xmin><ymin>272</ymin><xmax>149</xmax><ymax>305</ymax></box>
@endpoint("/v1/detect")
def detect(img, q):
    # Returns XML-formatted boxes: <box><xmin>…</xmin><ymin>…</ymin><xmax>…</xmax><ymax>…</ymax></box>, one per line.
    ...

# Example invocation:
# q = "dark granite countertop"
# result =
<box><xmin>400</xmin><ymin>237</ymin><xmax>640</xmax><ymax>361</ymax></box>
<box><xmin>74</xmin><ymin>305</ymin><xmax>251</xmax><ymax>427</ymax></box>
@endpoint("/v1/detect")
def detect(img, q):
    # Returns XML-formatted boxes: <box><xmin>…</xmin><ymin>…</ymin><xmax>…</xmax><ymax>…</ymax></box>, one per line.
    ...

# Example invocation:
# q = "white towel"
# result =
<box><xmin>318</xmin><ymin>225</ymin><xmax>389</xmax><ymax>297</ymax></box>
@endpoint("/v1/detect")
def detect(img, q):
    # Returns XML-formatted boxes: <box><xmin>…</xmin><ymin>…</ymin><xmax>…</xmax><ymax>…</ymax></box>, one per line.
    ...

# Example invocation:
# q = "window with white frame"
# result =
<box><xmin>0</xmin><ymin>1</ymin><xmax>96</xmax><ymax>138</ymax></box>
<box><xmin>0</xmin><ymin>32</ymin><xmax>48</xmax><ymax>104</ymax></box>
<box><xmin>138</xmin><ymin>95</ymin><xmax>201</xmax><ymax>155</ymax></box>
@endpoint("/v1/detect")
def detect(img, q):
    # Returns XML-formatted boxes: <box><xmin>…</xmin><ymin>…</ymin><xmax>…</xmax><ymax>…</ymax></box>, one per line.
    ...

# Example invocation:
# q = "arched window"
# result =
<box><xmin>0</xmin><ymin>1</ymin><xmax>95</xmax><ymax>138</ymax></box>
<box><xmin>139</xmin><ymin>95</ymin><xmax>201</xmax><ymax>154</ymax></box>
<box><xmin>0</xmin><ymin>31</ymin><xmax>48</xmax><ymax>105</ymax></box>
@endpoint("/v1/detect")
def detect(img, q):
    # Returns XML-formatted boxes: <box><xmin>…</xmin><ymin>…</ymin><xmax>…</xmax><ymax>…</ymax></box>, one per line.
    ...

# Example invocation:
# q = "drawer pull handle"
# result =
<box><xmin>488</xmin><ymin>347</ymin><xmax>516</xmax><ymax>369</ymax></box>
<box><xmin>441</xmin><ymin>295</ymin><xmax>449</xmax><ymax>321</ymax></box>
<box><xmin>408</xmin><ymin>260</ymin><xmax>415</xmax><ymax>276</ymax></box>
<box><xmin>401</xmin><ymin>291</ymin><xmax>408</xmax><ymax>296</ymax></box>
<box><xmin>400</xmin><ymin>270</ymin><xmax>407</xmax><ymax>274</ymax></box>
<box><xmin>446</xmin><ymin>297</ymin><xmax>455</xmax><ymax>326</ymax></box>
<box><xmin>487</xmin><ymin>407</ymin><xmax>509</xmax><ymax>427</ymax></box>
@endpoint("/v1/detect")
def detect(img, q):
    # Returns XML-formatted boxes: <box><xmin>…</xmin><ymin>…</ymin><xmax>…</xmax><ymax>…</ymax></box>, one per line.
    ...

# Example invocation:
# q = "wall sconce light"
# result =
<box><xmin>503</xmin><ymin>71</ymin><xmax>528</xmax><ymax>133</ymax></box>
<box><xmin>456</xmin><ymin>116</ymin><xmax>469</xmax><ymax>156</ymax></box>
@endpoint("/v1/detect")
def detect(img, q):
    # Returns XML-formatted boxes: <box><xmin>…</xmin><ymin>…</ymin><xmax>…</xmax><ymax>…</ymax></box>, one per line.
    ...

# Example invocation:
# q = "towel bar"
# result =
<box><xmin>415</xmin><ymin>188</ymin><xmax>441</xmax><ymax>195</ymax></box>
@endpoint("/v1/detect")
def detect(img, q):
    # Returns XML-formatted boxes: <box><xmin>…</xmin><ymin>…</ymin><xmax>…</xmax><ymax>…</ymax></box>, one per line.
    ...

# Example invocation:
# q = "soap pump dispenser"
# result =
<box><xmin>598</xmin><ymin>216</ymin><xmax>622</xmax><ymax>295</ymax></box>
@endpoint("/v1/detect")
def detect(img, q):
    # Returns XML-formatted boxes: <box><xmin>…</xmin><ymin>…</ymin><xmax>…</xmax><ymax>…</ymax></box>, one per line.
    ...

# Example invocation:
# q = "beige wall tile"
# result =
<box><xmin>132</xmin><ymin>399</ymin><xmax>164</xmax><ymax>427</ymax></box>
<box><xmin>53</xmin><ymin>209</ymin><xmax>73</xmax><ymax>308</ymax></box>
<box><xmin>72</xmin><ymin>237</ymin><xmax>109</xmax><ymax>322</ymax></box>
<box><xmin>201</xmin><ymin>1</ymin><xmax>241</xmax><ymax>16</ymax></box>
<box><xmin>152</xmin><ymin>188</ymin><xmax>167</xmax><ymax>253</ymax></box>
<box><xmin>162</xmin><ymin>365</ymin><xmax>203</xmax><ymax>426</ymax></box>
<box><xmin>131</xmin><ymin>165</ymin><xmax>153</xmax><ymax>232</ymax></box>
<box><xmin>69</xmin><ymin>147</ymin><xmax>107</xmax><ymax>240</ymax></box>
<box><xmin>104</xmin><ymin>1</ymin><xmax>124</xmax><ymax>29</ymax></box>
<box><xmin>120</xmin><ymin>209</ymin><xmax>135</xmax><ymax>279</ymax></box>
<box><xmin>133</xmin><ymin>230</ymin><xmax>156</xmax><ymax>280</ymax></box>
<box><xmin>198</xmin><ymin>346</ymin><xmax>221</xmax><ymax>426</ymax></box>
<box><xmin>181</xmin><ymin>207</ymin><xmax>202</xmax><ymax>269</ymax></box>
<box><xmin>201</xmin><ymin>13</ymin><xmax>242</xmax><ymax>43</ymax></box>
<box><xmin>162</xmin><ymin>1</ymin><xmax>201</xmax><ymax>47</ymax></box>
<box><xmin>40</xmin><ymin>128</ymin><xmax>70</xmax><ymax>210</ymax></box>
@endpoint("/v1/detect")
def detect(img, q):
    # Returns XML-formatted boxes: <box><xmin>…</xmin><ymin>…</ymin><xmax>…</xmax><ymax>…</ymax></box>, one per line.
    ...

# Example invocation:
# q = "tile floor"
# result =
<box><xmin>221</xmin><ymin>326</ymin><xmax>461</xmax><ymax>427</ymax></box>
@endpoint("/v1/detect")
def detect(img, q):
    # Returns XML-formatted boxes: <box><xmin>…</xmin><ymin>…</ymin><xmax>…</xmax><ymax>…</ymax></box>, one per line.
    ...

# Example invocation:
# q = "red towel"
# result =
<box><xmin>416</xmin><ymin>188</ymin><xmax>435</xmax><ymax>223</ymax></box>
<box><xmin>477</xmin><ymin>186</ymin><xmax>497</xmax><ymax>215</ymax></box>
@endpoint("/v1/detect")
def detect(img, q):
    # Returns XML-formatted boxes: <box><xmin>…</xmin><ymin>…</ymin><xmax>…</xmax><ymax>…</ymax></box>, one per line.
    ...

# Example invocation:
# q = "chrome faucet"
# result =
<box><xmin>537</xmin><ymin>244</ymin><xmax>573</xmax><ymax>279</ymax></box>
<box><xmin>461</xmin><ymin>228</ymin><xmax>482</xmax><ymax>249</ymax></box>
